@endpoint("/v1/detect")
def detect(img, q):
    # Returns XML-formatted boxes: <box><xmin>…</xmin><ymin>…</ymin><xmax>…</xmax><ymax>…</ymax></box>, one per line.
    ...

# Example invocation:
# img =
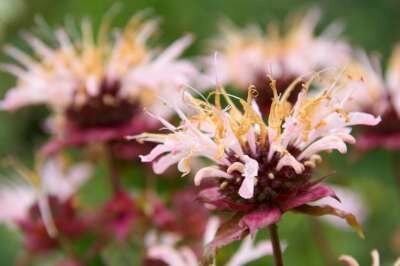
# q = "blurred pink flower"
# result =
<box><xmin>100</xmin><ymin>191</ymin><xmax>138</xmax><ymax>241</ymax></box>
<box><xmin>342</xmin><ymin>48</ymin><xmax>400</xmax><ymax>150</ymax></box>
<box><xmin>18</xmin><ymin>196</ymin><xmax>89</xmax><ymax>254</ymax></box>
<box><xmin>203</xmin><ymin>9</ymin><xmax>351</xmax><ymax>116</ymax></box>
<box><xmin>146</xmin><ymin>217</ymin><xmax>277</xmax><ymax>266</ymax></box>
<box><xmin>146</xmin><ymin>188</ymin><xmax>210</xmax><ymax>258</ymax></box>
<box><xmin>136</xmin><ymin>75</ymin><xmax>380</xmax><ymax>250</ymax></box>
<box><xmin>0</xmin><ymin>13</ymin><xmax>199</xmax><ymax>158</ymax></box>
<box><xmin>0</xmin><ymin>158</ymin><xmax>91</xmax><ymax>227</ymax></box>
<box><xmin>0</xmin><ymin>158</ymin><xmax>91</xmax><ymax>254</ymax></box>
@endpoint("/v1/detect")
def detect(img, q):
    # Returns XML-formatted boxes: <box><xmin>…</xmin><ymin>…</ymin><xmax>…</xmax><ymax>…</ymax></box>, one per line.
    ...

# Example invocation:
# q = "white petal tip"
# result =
<box><xmin>238</xmin><ymin>188</ymin><xmax>253</xmax><ymax>199</ymax></box>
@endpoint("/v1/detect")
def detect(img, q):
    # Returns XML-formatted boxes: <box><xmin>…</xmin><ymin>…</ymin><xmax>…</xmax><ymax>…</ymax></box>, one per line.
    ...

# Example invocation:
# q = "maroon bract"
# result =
<box><xmin>147</xmin><ymin>194</ymin><xmax>176</xmax><ymax>230</ymax></box>
<box><xmin>101</xmin><ymin>191</ymin><xmax>138</xmax><ymax>241</ymax></box>
<box><xmin>17</xmin><ymin>196</ymin><xmax>87</xmax><ymax>254</ymax></box>
<box><xmin>148</xmin><ymin>189</ymin><xmax>209</xmax><ymax>241</ymax></box>
<box><xmin>171</xmin><ymin>189</ymin><xmax>209</xmax><ymax>240</ymax></box>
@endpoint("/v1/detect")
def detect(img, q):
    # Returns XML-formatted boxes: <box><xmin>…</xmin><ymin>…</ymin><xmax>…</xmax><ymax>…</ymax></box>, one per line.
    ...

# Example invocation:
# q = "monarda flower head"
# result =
<box><xmin>0</xmin><ymin>12</ymin><xmax>198</xmax><ymax>158</ymax></box>
<box><xmin>342</xmin><ymin>48</ymin><xmax>400</xmax><ymax>150</ymax></box>
<box><xmin>135</xmin><ymin>74</ymin><xmax>380</xmax><ymax>252</ymax></box>
<box><xmin>204</xmin><ymin>9</ymin><xmax>351</xmax><ymax>116</ymax></box>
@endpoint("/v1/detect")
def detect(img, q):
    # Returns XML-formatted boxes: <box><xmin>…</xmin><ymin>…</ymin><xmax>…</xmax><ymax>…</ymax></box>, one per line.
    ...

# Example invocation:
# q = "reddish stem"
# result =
<box><xmin>269</xmin><ymin>224</ymin><xmax>284</xmax><ymax>266</ymax></box>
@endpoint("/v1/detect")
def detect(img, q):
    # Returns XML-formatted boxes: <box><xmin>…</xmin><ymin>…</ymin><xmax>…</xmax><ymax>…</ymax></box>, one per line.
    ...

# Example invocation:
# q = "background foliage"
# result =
<box><xmin>0</xmin><ymin>0</ymin><xmax>399</xmax><ymax>265</ymax></box>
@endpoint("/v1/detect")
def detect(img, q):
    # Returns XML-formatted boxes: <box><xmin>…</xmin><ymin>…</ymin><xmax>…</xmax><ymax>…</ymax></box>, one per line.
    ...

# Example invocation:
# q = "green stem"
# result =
<box><xmin>269</xmin><ymin>224</ymin><xmax>284</xmax><ymax>266</ymax></box>
<box><xmin>107</xmin><ymin>145</ymin><xmax>121</xmax><ymax>194</ymax></box>
<box><xmin>391</xmin><ymin>152</ymin><xmax>400</xmax><ymax>200</ymax></box>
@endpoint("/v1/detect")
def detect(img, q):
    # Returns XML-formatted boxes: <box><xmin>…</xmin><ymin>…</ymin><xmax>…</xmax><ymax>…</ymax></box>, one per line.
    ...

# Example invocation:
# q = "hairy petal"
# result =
<box><xmin>153</xmin><ymin>152</ymin><xmax>185</xmax><ymax>174</ymax></box>
<box><xmin>140</xmin><ymin>144</ymin><xmax>170</xmax><ymax>162</ymax></box>
<box><xmin>238</xmin><ymin>155</ymin><xmax>259</xmax><ymax>199</ymax></box>
<box><xmin>347</xmin><ymin>112</ymin><xmax>381</xmax><ymax>126</ymax></box>
<box><xmin>276</xmin><ymin>154</ymin><xmax>305</xmax><ymax>174</ymax></box>
<box><xmin>194</xmin><ymin>166</ymin><xmax>231</xmax><ymax>186</ymax></box>
<box><xmin>298</xmin><ymin>135</ymin><xmax>347</xmax><ymax>161</ymax></box>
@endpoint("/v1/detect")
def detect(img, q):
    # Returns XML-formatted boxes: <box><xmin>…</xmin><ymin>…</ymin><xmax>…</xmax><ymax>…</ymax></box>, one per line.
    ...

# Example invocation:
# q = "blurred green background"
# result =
<box><xmin>0</xmin><ymin>0</ymin><xmax>400</xmax><ymax>265</ymax></box>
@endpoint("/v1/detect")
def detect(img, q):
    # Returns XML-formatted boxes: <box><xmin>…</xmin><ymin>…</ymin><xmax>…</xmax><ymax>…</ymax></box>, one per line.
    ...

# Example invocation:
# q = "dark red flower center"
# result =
<box><xmin>66</xmin><ymin>80</ymin><xmax>138</xmax><ymax>128</ymax></box>
<box><xmin>218</xmin><ymin>144</ymin><xmax>313</xmax><ymax>206</ymax></box>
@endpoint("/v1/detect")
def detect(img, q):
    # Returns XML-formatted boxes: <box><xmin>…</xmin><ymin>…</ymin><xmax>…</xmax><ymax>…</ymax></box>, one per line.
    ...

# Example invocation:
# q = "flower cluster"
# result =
<box><xmin>0</xmin><ymin>6</ymin><xmax>394</xmax><ymax>266</ymax></box>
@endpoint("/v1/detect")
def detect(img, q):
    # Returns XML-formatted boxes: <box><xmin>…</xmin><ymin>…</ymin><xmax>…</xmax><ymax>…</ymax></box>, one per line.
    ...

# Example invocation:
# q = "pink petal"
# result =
<box><xmin>276</xmin><ymin>154</ymin><xmax>305</xmax><ymax>174</ymax></box>
<box><xmin>155</xmin><ymin>35</ymin><xmax>193</xmax><ymax>65</ymax></box>
<box><xmin>194</xmin><ymin>167</ymin><xmax>231</xmax><ymax>186</ymax></box>
<box><xmin>148</xmin><ymin>245</ymin><xmax>187</xmax><ymax>266</ymax></box>
<box><xmin>348</xmin><ymin>112</ymin><xmax>381</xmax><ymax>126</ymax></box>
<box><xmin>238</xmin><ymin>176</ymin><xmax>256</xmax><ymax>199</ymax></box>
<box><xmin>153</xmin><ymin>153</ymin><xmax>183</xmax><ymax>174</ymax></box>
<box><xmin>298</xmin><ymin>135</ymin><xmax>347</xmax><ymax>160</ymax></box>
<box><xmin>140</xmin><ymin>144</ymin><xmax>170</xmax><ymax>162</ymax></box>
<box><xmin>338</xmin><ymin>255</ymin><xmax>360</xmax><ymax>266</ymax></box>
<box><xmin>238</xmin><ymin>155</ymin><xmax>259</xmax><ymax>199</ymax></box>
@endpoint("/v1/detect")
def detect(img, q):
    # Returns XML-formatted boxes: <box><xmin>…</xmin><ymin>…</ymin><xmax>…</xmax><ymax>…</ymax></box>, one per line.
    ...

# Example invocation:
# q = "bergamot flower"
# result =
<box><xmin>135</xmin><ymin>73</ymin><xmax>380</xmax><ymax>252</ymax></box>
<box><xmin>0</xmin><ymin>13</ymin><xmax>199</xmax><ymax>159</ymax></box>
